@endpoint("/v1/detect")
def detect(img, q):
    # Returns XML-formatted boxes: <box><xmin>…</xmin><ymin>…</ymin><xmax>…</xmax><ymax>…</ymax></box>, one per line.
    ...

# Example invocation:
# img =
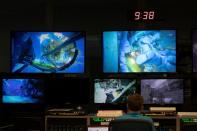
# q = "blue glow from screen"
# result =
<box><xmin>103</xmin><ymin>30</ymin><xmax>176</xmax><ymax>73</ymax></box>
<box><xmin>12</xmin><ymin>32</ymin><xmax>85</xmax><ymax>73</ymax></box>
<box><xmin>3</xmin><ymin>79</ymin><xmax>44</xmax><ymax>103</ymax></box>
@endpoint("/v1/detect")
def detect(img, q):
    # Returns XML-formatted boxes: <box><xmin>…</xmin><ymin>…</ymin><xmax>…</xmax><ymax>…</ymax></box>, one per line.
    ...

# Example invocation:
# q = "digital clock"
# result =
<box><xmin>128</xmin><ymin>10</ymin><xmax>160</xmax><ymax>21</ymax></box>
<box><xmin>134</xmin><ymin>11</ymin><xmax>155</xmax><ymax>20</ymax></box>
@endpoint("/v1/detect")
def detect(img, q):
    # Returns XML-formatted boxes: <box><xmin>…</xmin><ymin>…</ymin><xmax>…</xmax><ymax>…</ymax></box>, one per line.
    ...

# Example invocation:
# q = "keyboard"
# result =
<box><xmin>178</xmin><ymin>112</ymin><xmax>197</xmax><ymax>116</ymax></box>
<box><xmin>97</xmin><ymin>110</ymin><xmax>123</xmax><ymax>117</ymax></box>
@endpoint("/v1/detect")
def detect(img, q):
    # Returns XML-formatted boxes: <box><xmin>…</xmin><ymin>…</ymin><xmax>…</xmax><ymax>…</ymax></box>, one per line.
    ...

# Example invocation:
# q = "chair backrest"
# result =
<box><xmin>109</xmin><ymin>119</ymin><xmax>154</xmax><ymax>131</ymax></box>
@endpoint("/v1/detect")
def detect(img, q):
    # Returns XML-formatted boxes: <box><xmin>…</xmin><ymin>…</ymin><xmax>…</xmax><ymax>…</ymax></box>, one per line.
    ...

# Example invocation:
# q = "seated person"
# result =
<box><xmin>116</xmin><ymin>94</ymin><xmax>156</xmax><ymax>131</ymax></box>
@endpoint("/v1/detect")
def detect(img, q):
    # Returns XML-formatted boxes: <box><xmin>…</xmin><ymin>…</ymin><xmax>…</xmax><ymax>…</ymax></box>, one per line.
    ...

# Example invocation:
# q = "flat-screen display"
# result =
<box><xmin>88</xmin><ymin>127</ymin><xmax>108</xmax><ymax>131</ymax></box>
<box><xmin>193</xmin><ymin>30</ymin><xmax>197</xmax><ymax>72</ymax></box>
<box><xmin>141</xmin><ymin>79</ymin><xmax>183</xmax><ymax>104</ymax></box>
<box><xmin>94</xmin><ymin>79</ymin><xmax>136</xmax><ymax>103</ymax></box>
<box><xmin>11</xmin><ymin>31</ymin><xmax>85</xmax><ymax>73</ymax></box>
<box><xmin>2</xmin><ymin>79</ymin><xmax>44</xmax><ymax>103</ymax></box>
<box><xmin>45</xmin><ymin>78</ymin><xmax>89</xmax><ymax>105</ymax></box>
<box><xmin>103</xmin><ymin>30</ymin><xmax>176</xmax><ymax>73</ymax></box>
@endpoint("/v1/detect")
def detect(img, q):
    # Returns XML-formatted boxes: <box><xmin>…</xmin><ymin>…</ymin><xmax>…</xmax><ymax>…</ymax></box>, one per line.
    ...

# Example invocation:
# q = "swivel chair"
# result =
<box><xmin>109</xmin><ymin>119</ymin><xmax>154</xmax><ymax>131</ymax></box>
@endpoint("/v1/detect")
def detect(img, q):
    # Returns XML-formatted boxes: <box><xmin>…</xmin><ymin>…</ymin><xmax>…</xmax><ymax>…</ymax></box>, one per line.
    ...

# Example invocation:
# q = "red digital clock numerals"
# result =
<box><xmin>134</xmin><ymin>11</ymin><xmax>155</xmax><ymax>20</ymax></box>
<box><xmin>134</xmin><ymin>12</ymin><xmax>140</xmax><ymax>20</ymax></box>
<box><xmin>148</xmin><ymin>11</ymin><xmax>155</xmax><ymax>19</ymax></box>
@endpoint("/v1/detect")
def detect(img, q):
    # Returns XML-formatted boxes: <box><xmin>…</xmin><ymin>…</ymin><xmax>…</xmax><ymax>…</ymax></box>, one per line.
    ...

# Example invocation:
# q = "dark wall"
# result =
<box><xmin>0</xmin><ymin>0</ymin><xmax>197</xmax><ymax>111</ymax></box>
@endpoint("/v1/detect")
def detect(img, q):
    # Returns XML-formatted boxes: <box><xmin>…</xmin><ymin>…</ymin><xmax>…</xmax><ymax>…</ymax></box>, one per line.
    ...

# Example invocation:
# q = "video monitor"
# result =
<box><xmin>88</xmin><ymin>127</ymin><xmax>108</xmax><ymax>131</ymax></box>
<box><xmin>45</xmin><ymin>77</ymin><xmax>89</xmax><ymax>106</ymax></box>
<box><xmin>11</xmin><ymin>31</ymin><xmax>85</xmax><ymax>73</ymax></box>
<box><xmin>2</xmin><ymin>79</ymin><xmax>44</xmax><ymax>104</ymax></box>
<box><xmin>94</xmin><ymin>79</ymin><xmax>136</xmax><ymax>103</ymax></box>
<box><xmin>141</xmin><ymin>79</ymin><xmax>183</xmax><ymax>104</ymax></box>
<box><xmin>103</xmin><ymin>30</ymin><xmax>176</xmax><ymax>73</ymax></box>
<box><xmin>193</xmin><ymin>30</ymin><xmax>197</xmax><ymax>72</ymax></box>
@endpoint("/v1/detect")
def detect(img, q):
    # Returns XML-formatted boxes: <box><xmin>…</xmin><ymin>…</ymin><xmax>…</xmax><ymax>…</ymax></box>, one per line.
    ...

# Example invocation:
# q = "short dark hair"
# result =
<box><xmin>127</xmin><ymin>94</ymin><xmax>144</xmax><ymax>111</ymax></box>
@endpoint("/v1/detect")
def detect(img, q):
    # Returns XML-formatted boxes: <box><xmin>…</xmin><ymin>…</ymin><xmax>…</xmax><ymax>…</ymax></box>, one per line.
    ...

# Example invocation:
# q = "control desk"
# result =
<box><xmin>89</xmin><ymin>115</ymin><xmax>176</xmax><ymax>131</ymax></box>
<box><xmin>177</xmin><ymin>112</ymin><xmax>197</xmax><ymax>131</ymax></box>
<box><xmin>45</xmin><ymin>115</ymin><xmax>177</xmax><ymax>131</ymax></box>
<box><xmin>45</xmin><ymin>111</ymin><xmax>197</xmax><ymax>131</ymax></box>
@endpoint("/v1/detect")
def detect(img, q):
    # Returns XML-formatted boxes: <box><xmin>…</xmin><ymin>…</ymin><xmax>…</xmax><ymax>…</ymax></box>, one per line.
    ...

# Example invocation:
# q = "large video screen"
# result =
<box><xmin>193</xmin><ymin>30</ymin><xmax>197</xmax><ymax>72</ymax></box>
<box><xmin>103</xmin><ymin>30</ymin><xmax>176</xmax><ymax>73</ymax></box>
<box><xmin>94</xmin><ymin>79</ymin><xmax>136</xmax><ymax>103</ymax></box>
<box><xmin>141</xmin><ymin>79</ymin><xmax>183</xmax><ymax>104</ymax></box>
<box><xmin>45</xmin><ymin>78</ymin><xmax>90</xmax><ymax>105</ymax></box>
<box><xmin>2</xmin><ymin>79</ymin><xmax>44</xmax><ymax>103</ymax></box>
<box><xmin>11</xmin><ymin>32</ymin><xmax>85</xmax><ymax>73</ymax></box>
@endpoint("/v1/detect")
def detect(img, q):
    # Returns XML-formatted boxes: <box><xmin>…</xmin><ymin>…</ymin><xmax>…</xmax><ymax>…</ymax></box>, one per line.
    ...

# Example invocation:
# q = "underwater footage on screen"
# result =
<box><xmin>11</xmin><ymin>32</ymin><xmax>85</xmax><ymax>73</ymax></box>
<box><xmin>103</xmin><ymin>30</ymin><xmax>176</xmax><ymax>73</ymax></box>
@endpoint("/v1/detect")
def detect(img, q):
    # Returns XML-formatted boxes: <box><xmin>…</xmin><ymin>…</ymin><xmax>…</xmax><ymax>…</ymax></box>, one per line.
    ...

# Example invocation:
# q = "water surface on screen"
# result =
<box><xmin>3</xmin><ymin>79</ymin><xmax>44</xmax><ymax>103</ymax></box>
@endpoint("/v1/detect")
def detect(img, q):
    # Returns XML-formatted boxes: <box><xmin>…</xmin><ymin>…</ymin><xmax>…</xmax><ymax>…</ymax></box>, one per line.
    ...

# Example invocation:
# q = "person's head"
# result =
<box><xmin>127</xmin><ymin>94</ymin><xmax>144</xmax><ymax>112</ymax></box>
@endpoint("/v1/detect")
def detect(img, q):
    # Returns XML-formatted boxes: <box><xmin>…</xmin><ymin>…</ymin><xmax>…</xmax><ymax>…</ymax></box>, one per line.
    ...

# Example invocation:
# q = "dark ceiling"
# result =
<box><xmin>0</xmin><ymin>0</ymin><xmax>195</xmax><ymax>21</ymax></box>
<box><xmin>0</xmin><ymin>0</ymin><xmax>195</xmax><ymax>18</ymax></box>
<box><xmin>0</xmin><ymin>0</ymin><xmax>196</xmax><ymax>10</ymax></box>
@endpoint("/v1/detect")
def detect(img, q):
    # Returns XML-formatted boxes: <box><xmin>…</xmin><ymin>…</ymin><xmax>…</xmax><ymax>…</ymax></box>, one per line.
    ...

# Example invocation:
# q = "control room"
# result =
<box><xmin>0</xmin><ymin>0</ymin><xmax>197</xmax><ymax>131</ymax></box>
